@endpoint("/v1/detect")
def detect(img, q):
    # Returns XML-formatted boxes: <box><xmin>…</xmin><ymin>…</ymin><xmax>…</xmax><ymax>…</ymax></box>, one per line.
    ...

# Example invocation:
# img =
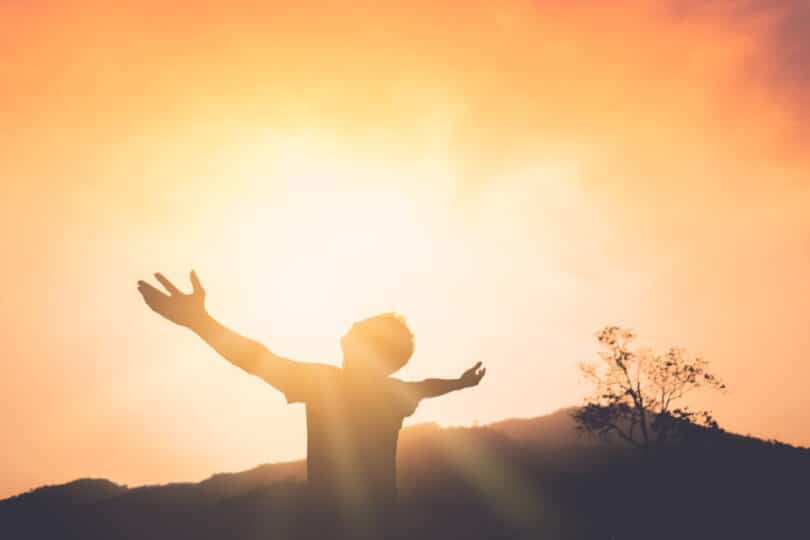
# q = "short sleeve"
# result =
<box><xmin>388</xmin><ymin>379</ymin><xmax>422</xmax><ymax>418</ymax></box>
<box><xmin>254</xmin><ymin>358</ymin><xmax>338</xmax><ymax>404</ymax></box>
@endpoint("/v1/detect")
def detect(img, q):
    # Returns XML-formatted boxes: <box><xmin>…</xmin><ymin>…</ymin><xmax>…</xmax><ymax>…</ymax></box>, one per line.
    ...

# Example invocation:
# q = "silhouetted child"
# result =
<box><xmin>138</xmin><ymin>271</ymin><xmax>486</xmax><ymax>537</ymax></box>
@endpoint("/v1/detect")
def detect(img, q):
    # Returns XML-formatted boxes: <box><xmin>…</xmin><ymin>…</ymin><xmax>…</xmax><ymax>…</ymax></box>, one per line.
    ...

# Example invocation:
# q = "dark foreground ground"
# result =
<box><xmin>2</xmin><ymin>408</ymin><xmax>808</xmax><ymax>539</ymax></box>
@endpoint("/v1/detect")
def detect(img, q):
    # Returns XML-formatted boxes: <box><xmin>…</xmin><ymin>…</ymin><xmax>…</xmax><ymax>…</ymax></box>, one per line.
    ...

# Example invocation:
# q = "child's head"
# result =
<box><xmin>340</xmin><ymin>313</ymin><xmax>414</xmax><ymax>376</ymax></box>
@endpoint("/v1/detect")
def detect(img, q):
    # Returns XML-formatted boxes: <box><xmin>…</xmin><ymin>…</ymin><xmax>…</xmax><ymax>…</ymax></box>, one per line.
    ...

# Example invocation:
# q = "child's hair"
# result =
<box><xmin>351</xmin><ymin>312</ymin><xmax>414</xmax><ymax>374</ymax></box>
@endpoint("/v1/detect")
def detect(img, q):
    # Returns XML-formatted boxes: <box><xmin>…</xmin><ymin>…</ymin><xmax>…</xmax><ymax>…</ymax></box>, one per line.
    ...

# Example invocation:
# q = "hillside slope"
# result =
<box><xmin>2</xmin><ymin>408</ymin><xmax>807</xmax><ymax>539</ymax></box>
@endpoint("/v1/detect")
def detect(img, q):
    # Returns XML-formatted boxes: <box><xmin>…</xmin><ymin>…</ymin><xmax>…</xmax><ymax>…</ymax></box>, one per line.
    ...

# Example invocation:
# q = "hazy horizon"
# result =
<box><xmin>3</xmin><ymin>0</ymin><xmax>810</xmax><ymax>499</ymax></box>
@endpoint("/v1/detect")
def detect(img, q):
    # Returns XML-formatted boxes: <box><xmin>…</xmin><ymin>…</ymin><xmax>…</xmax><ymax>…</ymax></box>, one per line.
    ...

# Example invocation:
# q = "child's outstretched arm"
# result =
<box><xmin>137</xmin><ymin>270</ymin><xmax>311</xmax><ymax>395</ymax></box>
<box><xmin>409</xmin><ymin>362</ymin><xmax>486</xmax><ymax>399</ymax></box>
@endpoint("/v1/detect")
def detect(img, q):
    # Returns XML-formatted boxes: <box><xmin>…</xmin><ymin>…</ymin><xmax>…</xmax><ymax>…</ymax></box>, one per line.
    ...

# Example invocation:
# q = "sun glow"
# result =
<box><xmin>199</xmin><ymin>131</ymin><xmax>458</xmax><ymax>362</ymax></box>
<box><xmin>178</xmin><ymin>129</ymin><xmax>594</xmax><ymax>381</ymax></box>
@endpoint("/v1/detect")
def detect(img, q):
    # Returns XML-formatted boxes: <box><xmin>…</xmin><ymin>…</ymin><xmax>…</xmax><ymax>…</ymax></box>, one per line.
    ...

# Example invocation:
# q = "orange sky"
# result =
<box><xmin>2</xmin><ymin>0</ymin><xmax>810</xmax><ymax>499</ymax></box>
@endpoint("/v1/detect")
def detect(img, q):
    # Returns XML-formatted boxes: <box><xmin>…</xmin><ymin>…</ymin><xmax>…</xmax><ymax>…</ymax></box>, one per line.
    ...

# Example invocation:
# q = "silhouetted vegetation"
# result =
<box><xmin>2</xmin><ymin>409</ymin><xmax>807</xmax><ymax>540</ymax></box>
<box><xmin>575</xmin><ymin>326</ymin><xmax>726</xmax><ymax>451</ymax></box>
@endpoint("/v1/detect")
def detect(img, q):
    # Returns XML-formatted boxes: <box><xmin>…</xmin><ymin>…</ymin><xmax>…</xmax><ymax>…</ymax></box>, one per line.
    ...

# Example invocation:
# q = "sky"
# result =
<box><xmin>2</xmin><ymin>0</ymin><xmax>810</xmax><ymax>498</ymax></box>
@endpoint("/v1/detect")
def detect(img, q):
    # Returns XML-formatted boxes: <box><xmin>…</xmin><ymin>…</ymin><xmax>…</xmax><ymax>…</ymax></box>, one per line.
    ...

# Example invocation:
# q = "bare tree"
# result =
<box><xmin>574</xmin><ymin>326</ymin><xmax>725</xmax><ymax>451</ymax></box>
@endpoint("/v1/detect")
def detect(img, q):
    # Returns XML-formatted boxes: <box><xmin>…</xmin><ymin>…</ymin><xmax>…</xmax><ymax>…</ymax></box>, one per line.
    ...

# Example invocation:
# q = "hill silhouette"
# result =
<box><xmin>2</xmin><ymin>408</ymin><xmax>807</xmax><ymax>539</ymax></box>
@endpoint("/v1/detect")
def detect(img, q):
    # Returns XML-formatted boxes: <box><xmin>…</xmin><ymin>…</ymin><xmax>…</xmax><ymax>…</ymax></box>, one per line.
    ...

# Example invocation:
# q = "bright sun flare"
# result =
<box><xmin>205</xmin><ymin>133</ymin><xmax>453</xmax><ymax>358</ymax></box>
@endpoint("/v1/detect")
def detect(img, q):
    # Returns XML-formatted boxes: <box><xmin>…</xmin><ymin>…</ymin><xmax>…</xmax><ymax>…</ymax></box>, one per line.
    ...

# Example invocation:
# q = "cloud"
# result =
<box><xmin>671</xmin><ymin>0</ymin><xmax>810</xmax><ymax>121</ymax></box>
